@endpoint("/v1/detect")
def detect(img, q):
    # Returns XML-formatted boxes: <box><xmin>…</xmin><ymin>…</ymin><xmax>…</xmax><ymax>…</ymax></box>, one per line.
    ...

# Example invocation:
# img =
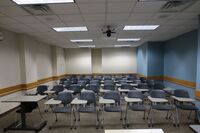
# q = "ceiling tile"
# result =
<box><xmin>76</xmin><ymin>0</ymin><xmax>105</xmax><ymax>3</ymax></box>
<box><xmin>26</xmin><ymin>23</ymin><xmax>53</xmax><ymax>33</ymax></box>
<box><xmin>83</xmin><ymin>14</ymin><xmax>105</xmax><ymax>21</ymax></box>
<box><xmin>0</xmin><ymin>0</ymin><xmax>15</xmax><ymax>6</ymax></box>
<box><xmin>173</xmin><ymin>12</ymin><xmax>199</xmax><ymax>20</ymax></box>
<box><xmin>49</xmin><ymin>4</ymin><xmax>80</xmax><ymax>15</ymax></box>
<box><xmin>12</xmin><ymin>16</ymin><xmax>41</xmax><ymax>24</ymax></box>
<box><xmin>78</xmin><ymin>3</ymin><xmax>105</xmax><ymax>14</ymax></box>
<box><xmin>59</xmin><ymin>14</ymin><xmax>84</xmax><ymax>22</ymax></box>
<box><xmin>184</xmin><ymin>1</ymin><xmax>200</xmax><ymax>12</ymax></box>
<box><xmin>129</xmin><ymin>13</ymin><xmax>153</xmax><ymax>21</ymax></box>
<box><xmin>0</xmin><ymin>16</ymin><xmax>19</xmax><ymax>24</ymax></box>
<box><xmin>107</xmin><ymin>2</ymin><xmax>134</xmax><ymax>13</ymax></box>
<box><xmin>35</xmin><ymin>15</ymin><xmax>62</xmax><ymax>24</ymax></box>
<box><xmin>107</xmin><ymin>13</ymin><xmax>129</xmax><ymax>21</ymax></box>
<box><xmin>133</xmin><ymin>1</ymin><xmax>166</xmax><ymax>13</ymax></box>
<box><xmin>0</xmin><ymin>6</ymin><xmax>30</xmax><ymax>16</ymax></box>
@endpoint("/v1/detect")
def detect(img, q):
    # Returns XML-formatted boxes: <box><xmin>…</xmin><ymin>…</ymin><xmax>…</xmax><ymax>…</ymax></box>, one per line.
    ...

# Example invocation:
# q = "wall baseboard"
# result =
<box><xmin>0</xmin><ymin>74</ymin><xmax>67</xmax><ymax>96</ymax></box>
<box><xmin>163</xmin><ymin>76</ymin><xmax>196</xmax><ymax>89</ymax></box>
<box><xmin>0</xmin><ymin>73</ymin><xmax>197</xmax><ymax>97</ymax></box>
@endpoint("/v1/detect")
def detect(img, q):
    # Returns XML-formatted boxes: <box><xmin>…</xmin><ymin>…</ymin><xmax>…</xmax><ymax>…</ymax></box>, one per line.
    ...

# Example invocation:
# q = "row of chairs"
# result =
<box><xmin>48</xmin><ymin>89</ymin><xmax>198</xmax><ymax>129</ymax></box>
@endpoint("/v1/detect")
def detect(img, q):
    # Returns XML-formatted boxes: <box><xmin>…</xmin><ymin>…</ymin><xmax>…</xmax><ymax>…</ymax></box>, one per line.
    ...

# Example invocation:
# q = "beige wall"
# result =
<box><xmin>0</xmin><ymin>28</ymin><xmax>55</xmax><ymax>91</ymax></box>
<box><xmin>65</xmin><ymin>48</ymin><xmax>137</xmax><ymax>74</ymax></box>
<box><xmin>92</xmin><ymin>49</ymin><xmax>102</xmax><ymax>73</ymax></box>
<box><xmin>65</xmin><ymin>48</ymin><xmax>92</xmax><ymax>74</ymax></box>
<box><xmin>0</xmin><ymin>29</ymin><xmax>21</xmax><ymax>88</ymax></box>
<box><xmin>37</xmin><ymin>42</ymin><xmax>53</xmax><ymax>79</ymax></box>
<box><xmin>102</xmin><ymin>48</ymin><xmax>137</xmax><ymax>74</ymax></box>
<box><xmin>56</xmin><ymin>47</ymin><xmax>66</xmax><ymax>75</ymax></box>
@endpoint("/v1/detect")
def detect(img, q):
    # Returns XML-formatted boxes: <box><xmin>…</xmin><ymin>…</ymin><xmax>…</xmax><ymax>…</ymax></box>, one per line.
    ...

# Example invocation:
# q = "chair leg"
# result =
<box><xmin>55</xmin><ymin>113</ymin><xmax>58</xmax><ymax>121</ymax></box>
<box><xmin>120</xmin><ymin>111</ymin><xmax>123</xmax><ymax>120</ymax></box>
<box><xmin>166</xmin><ymin>110</ymin><xmax>169</xmax><ymax>119</ymax></box>
<box><xmin>37</xmin><ymin>107</ymin><xmax>43</xmax><ymax>119</ymax></box>
<box><xmin>96</xmin><ymin>112</ymin><xmax>99</xmax><ymax>129</ymax></box>
<box><xmin>171</xmin><ymin>110</ymin><xmax>177</xmax><ymax>127</ymax></box>
<box><xmin>175</xmin><ymin>107</ymin><xmax>180</xmax><ymax>126</ymax></box>
<box><xmin>143</xmin><ymin>111</ymin><xmax>146</xmax><ymax>120</ymax></box>
<box><xmin>148</xmin><ymin>107</ymin><xmax>153</xmax><ymax>127</ymax></box>
<box><xmin>187</xmin><ymin>110</ymin><xmax>193</xmax><ymax>119</ymax></box>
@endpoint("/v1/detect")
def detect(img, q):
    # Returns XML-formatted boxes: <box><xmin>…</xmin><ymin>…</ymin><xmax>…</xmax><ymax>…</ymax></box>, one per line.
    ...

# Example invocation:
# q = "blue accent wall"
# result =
<box><xmin>148</xmin><ymin>42</ymin><xmax>164</xmax><ymax>77</ymax></box>
<box><xmin>197</xmin><ymin>16</ymin><xmax>200</xmax><ymax>90</ymax></box>
<box><xmin>137</xmin><ymin>43</ymin><xmax>148</xmax><ymax>76</ymax></box>
<box><xmin>164</xmin><ymin>30</ymin><xmax>198</xmax><ymax>83</ymax></box>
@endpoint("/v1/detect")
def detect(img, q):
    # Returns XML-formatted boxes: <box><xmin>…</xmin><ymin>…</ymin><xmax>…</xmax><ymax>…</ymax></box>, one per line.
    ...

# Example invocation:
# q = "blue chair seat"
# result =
<box><xmin>177</xmin><ymin>104</ymin><xmax>198</xmax><ymax>110</ymax></box>
<box><xmin>129</xmin><ymin>104</ymin><xmax>150</xmax><ymax>111</ymax></box>
<box><xmin>78</xmin><ymin>106</ymin><xmax>96</xmax><ymax>113</ymax></box>
<box><xmin>53</xmin><ymin>106</ymin><xmax>71</xmax><ymax>113</ymax></box>
<box><xmin>152</xmin><ymin>104</ymin><xmax>175</xmax><ymax>110</ymax></box>
<box><xmin>104</xmin><ymin>106</ymin><xmax>122</xmax><ymax>112</ymax></box>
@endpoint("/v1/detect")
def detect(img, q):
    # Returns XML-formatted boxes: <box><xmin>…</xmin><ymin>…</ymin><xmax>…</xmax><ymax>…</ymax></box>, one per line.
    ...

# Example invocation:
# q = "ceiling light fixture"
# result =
<box><xmin>123</xmin><ymin>25</ymin><xmax>159</xmax><ymax>30</ymax></box>
<box><xmin>115</xmin><ymin>45</ymin><xmax>131</xmax><ymax>47</ymax></box>
<box><xmin>79</xmin><ymin>45</ymin><xmax>95</xmax><ymax>48</ymax></box>
<box><xmin>53</xmin><ymin>26</ymin><xmax>88</xmax><ymax>32</ymax></box>
<box><xmin>117</xmin><ymin>38</ymin><xmax>140</xmax><ymax>42</ymax></box>
<box><xmin>70</xmin><ymin>39</ymin><xmax>93</xmax><ymax>42</ymax></box>
<box><xmin>12</xmin><ymin>0</ymin><xmax>75</xmax><ymax>5</ymax></box>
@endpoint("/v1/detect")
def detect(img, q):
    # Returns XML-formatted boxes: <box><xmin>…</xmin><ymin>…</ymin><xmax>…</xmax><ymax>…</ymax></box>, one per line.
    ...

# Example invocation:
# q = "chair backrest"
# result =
<box><xmin>121</xmin><ymin>83</ymin><xmax>132</xmax><ymax>90</ymax></box>
<box><xmin>140</xmin><ymin>77</ymin><xmax>147</xmax><ymax>82</ymax></box>
<box><xmin>70</xmin><ymin>78</ymin><xmax>78</xmax><ymax>84</ymax></box>
<box><xmin>86</xmin><ymin>84</ymin><xmax>98</xmax><ymax>93</ymax></box>
<box><xmin>59</xmin><ymin>78</ymin><xmax>67</xmax><ymax>84</ymax></box>
<box><xmin>55</xmin><ymin>92</ymin><xmax>73</xmax><ymax>106</ymax></box>
<box><xmin>52</xmin><ymin>85</ymin><xmax>64</xmax><ymax>94</ymax></box>
<box><xmin>36</xmin><ymin>85</ymin><xmax>48</xmax><ymax>95</ymax></box>
<box><xmin>153</xmin><ymin>83</ymin><xmax>164</xmax><ymax>90</ymax></box>
<box><xmin>150</xmin><ymin>90</ymin><xmax>166</xmax><ymax>98</ymax></box>
<box><xmin>133</xmin><ymin>80</ymin><xmax>141</xmax><ymax>84</ymax></box>
<box><xmin>63</xmin><ymin>80</ymin><xmax>71</xmax><ymax>86</ymax></box>
<box><xmin>80</xmin><ymin>92</ymin><xmax>96</xmax><ymax>105</ymax></box>
<box><xmin>174</xmin><ymin>90</ymin><xmax>190</xmax><ymax>98</ymax></box>
<box><xmin>104</xmin><ymin>80</ymin><xmax>114</xmax><ymax>84</ymax></box>
<box><xmin>128</xmin><ymin>90</ymin><xmax>144</xmax><ymax>99</ymax></box>
<box><xmin>104</xmin><ymin>77</ymin><xmax>112</xmax><ymax>80</ymax></box>
<box><xmin>138</xmin><ymin>83</ymin><xmax>148</xmax><ymax>89</ymax></box>
<box><xmin>69</xmin><ymin>84</ymin><xmax>81</xmax><ymax>94</ymax></box>
<box><xmin>104</xmin><ymin>84</ymin><xmax>115</xmax><ymax>90</ymax></box>
<box><xmin>77</xmin><ymin>80</ymin><xmax>87</xmax><ymax>87</ymax></box>
<box><xmin>119</xmin><ymin>80</ymin><xmax>127</xmax><ymax>84</ymax></box>
<box><xmin>103</xmin><ymin>91</ymin><xmax>120</xmax><ymax>104</ymax></box>
<box><xmin>90</xmin><ymin>80</ymin><xmax>100</xmax><ymax>84</ymax></box>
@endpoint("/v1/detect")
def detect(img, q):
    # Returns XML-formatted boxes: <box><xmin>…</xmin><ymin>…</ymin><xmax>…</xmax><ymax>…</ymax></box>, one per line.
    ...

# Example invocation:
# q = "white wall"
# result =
<box><xmin>23</xmin><ymin>35</ymin><xmax>38</xmax><ymax>83</ymax></box>
<box><xmin>92</xmin><ymin>49</ymin><xmax>102</xmax><ymax>73</ymax></box>
<box><xmin>102</xmin><ymin>48</ymin><xmax>137</xmax><ymax>73</ymax></box>
<box><xmin>66</xmin><ymin>49</ymin><xmax>92</xmax><ymax>74</ymax></box>
<box><xmin>0</xmin><ymin>29</ymin><xmax>21</xmax><ymax>88</ymax></box>
<box><xmin>37</xmin><ymin>42</ymin><xmax>53</xmax><ymax>79</ymax></box>
<box><xmin>56</xmin><ymin>47</ymin><xmax>66</xmax><ymax>75</ymax></box>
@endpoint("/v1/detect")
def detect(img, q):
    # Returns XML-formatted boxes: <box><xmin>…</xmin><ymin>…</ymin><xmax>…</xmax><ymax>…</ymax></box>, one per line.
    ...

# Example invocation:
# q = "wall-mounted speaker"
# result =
<box><xmin>0</xmin><ymin>32</ymin><xmax>4</xmax><ymax>41</ymax></box>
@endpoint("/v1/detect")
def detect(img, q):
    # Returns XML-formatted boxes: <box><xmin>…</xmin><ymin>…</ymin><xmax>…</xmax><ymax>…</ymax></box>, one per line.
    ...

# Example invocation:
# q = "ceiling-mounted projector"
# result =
<box><xmin>102</xmin><ymin>25</ymin><xmax>116</xmax><ymax>37</ymax></box>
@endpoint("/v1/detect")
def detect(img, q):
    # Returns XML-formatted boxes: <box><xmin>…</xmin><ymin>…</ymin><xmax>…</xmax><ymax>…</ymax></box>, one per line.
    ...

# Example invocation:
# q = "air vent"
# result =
<box><xmin>21</xmin><ymin>4</ymin><xmax>53</xmax><ymax>15</ymax></box>
<box><xmin>160</xmin><ymin>0</ymin><xmax>197</xmax><ymax>12</ymax></box>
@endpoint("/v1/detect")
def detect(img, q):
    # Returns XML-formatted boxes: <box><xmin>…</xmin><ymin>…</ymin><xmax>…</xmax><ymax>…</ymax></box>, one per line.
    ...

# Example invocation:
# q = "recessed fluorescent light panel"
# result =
<box><xmin>79</xmin><ymin>45</ymin><xmax>95</xmax><ymax>48</ymax></box>
<box><xmin>12</xmin><ymin>0</ymin><xmax>74</xmax><ymax>5</ymax></box>
<box><xmin>117</xmin><ymin>38</ymin><xmax>140</xmax><ymax>42</ymax></box>
<box><xmin>70</xmin><ymin>39</ymin><xmax>93</xmax><ymax>43</ymax></box>
<box><xmin>123</xmin><ymin>25</ymin><xmax>159</xmax><ymax>30</ymax></box>
<box><xmin>53</xmin><ymin>27</ymin><xmax>88</xmax><ymax>32</ymax></box>
<box><xmin>115</xmin><ymin>45</ymin><xmax>131</xmax><ymax>47</ymax></box>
